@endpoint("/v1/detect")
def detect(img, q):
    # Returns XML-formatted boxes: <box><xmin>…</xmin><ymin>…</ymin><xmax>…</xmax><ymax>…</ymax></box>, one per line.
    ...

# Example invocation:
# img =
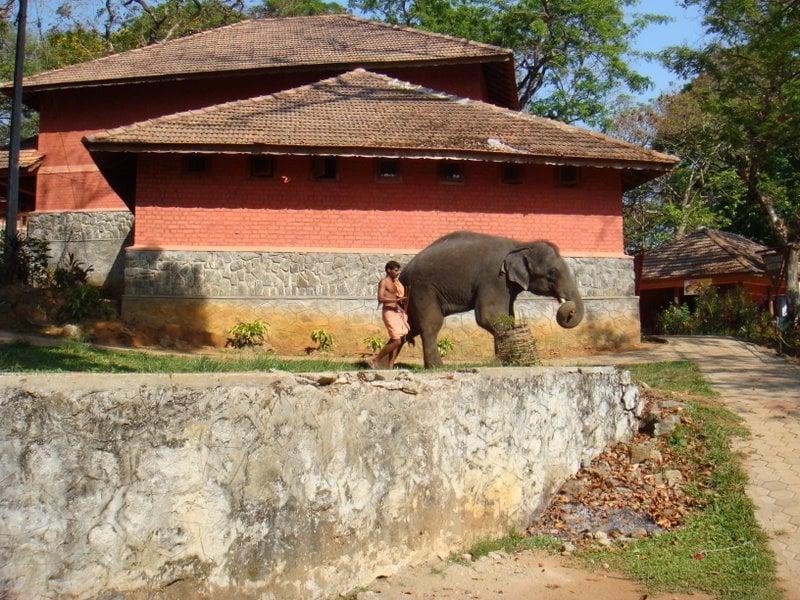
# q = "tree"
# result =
<box><xmin>348</xmin><ymin>0</ymin><xmax>665</xmax><ymax>128</ymax></box>
<box><xmin>665</xmin><ymin>0</ymin><xmax>800</xmax><ymax>327</ymax></box>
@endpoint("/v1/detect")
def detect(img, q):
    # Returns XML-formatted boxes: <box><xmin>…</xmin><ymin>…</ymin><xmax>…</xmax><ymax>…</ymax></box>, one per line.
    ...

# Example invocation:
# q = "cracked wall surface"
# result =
<box><xmin>0</xmin><ymin>367</ymin><xmax>640</xmax><ymax>599</ymax></box>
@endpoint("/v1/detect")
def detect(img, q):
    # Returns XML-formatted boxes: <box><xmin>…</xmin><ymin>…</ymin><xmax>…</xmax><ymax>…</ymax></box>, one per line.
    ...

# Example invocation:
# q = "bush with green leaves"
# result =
<box><xmin>310</xmin><ymin>329</ymin><xmax>334</xmax><ymax>351</ymax></box>
<box><xmin>54</xmin><ymin>252</ymin><xmax>94</xmax><ymax>288</ymax></box>
<box><xmin>226</xmin><ymin>319</ymin><xmax>269</xmax><ymax>348</ymax></box>
<box><xmin>0</xmin><ymin>231</ymin><xmax>50</xmax><ymax>286</ymax></box>
<box><xmin>436</xmin><ymin>337</ymin><xmax>455</xmax><ymax>357</ymax></box>
<box><xmin>656</xmin><ymin>285</ymin><xmax>775</xmax><ymax>343</ymax></box>
<box><xmin>363</xmin><ymin>335</ymin><xmax>385</xmax><ymax>352</ymax></box>
<box><xmin>59</xmin><ymin>285</ymin><xmax>113</xmax><ymax>322</ymax></box>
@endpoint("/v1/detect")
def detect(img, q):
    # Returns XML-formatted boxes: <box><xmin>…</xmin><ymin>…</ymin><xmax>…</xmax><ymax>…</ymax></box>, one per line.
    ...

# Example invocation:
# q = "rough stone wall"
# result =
<box><xmin>27</xmin><ymin>211</ymin><xmax>133</xmax><ymax>293</ymax></box>
<box><xmin>122</xmin><ymin>249</ymin><xmax>640</xmax><ymax>356</ymax></box>
<box><xmin>0</xmin><ymin>367</ymin><xmax>641</xmax><ymax>599</ymax></box>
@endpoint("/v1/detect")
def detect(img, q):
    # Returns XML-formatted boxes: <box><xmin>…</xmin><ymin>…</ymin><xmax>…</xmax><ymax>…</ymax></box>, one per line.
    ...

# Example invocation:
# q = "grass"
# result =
<box><xmin>0</xmin><ymin>339</ymin><xmax>369</xmax><ymax>373</ymax></box>
<box><xmin>459</xmin><ymin>361</ymin><xmax>782</xmax><ymax>600</ymax></box>
<box><xmin>455</xmin><ymin>530</ymin><xmax>562</xmax><ymax>563</ymax></box>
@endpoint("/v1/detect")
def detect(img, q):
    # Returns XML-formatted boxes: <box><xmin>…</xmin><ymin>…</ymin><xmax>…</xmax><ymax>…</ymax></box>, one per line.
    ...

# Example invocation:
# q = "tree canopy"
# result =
<box><xmin>617</xmin><ymin>0</ymin><xmax>799</xmax><ymax>325</ymax></box>
<box><xmin>347</xmin><ymin>0</ymin><xmax>665</xmax><ymax>128</ymax></box>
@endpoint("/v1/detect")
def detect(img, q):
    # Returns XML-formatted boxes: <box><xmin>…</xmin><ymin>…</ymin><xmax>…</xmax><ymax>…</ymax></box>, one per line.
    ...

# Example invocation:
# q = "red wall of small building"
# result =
<box><xmin>133</xmin><ymin>154</ymin><xmax>624</xmax><ymax>255</ymax></box>
<box><xmin>33</xmin><ymin>63</ymin><xmax>490</xmax><ymax>214</ymax></box>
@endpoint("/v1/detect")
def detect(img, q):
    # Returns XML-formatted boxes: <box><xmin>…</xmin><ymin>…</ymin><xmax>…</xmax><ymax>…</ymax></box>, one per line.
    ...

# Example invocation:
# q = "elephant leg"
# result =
<box><xmin>406</xmin><ymin>287</ymin><xmax>446</xmax><ymax>368</ymax></box>
<box><xmin>419</xmin><ymin>312</ymin><xmax>445</xmax><ymax>368</ymax></box>
<box><xmin>474</xmin><ymin>297</ymin><xmax>513</xmax><ymax>359</ymax></box>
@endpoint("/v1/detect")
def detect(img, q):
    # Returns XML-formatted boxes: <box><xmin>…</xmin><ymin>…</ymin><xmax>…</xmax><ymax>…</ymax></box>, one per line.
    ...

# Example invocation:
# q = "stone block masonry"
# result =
<box><xmin>27</xmin><ymin>211</ymin><xmax>134</xmax><ymax>294</ymax></box>
<box><xmin>0</xmin><ymin>367</ymin><xmax>641</xmax><ymax>599</ymax></box>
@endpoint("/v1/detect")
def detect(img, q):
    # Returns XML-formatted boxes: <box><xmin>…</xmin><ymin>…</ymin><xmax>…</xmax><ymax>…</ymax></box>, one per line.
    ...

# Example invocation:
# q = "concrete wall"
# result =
<box><xmin>0</xmin><ymin>367</ymin><xmax>641</xmax><ymax>599</ymax></box>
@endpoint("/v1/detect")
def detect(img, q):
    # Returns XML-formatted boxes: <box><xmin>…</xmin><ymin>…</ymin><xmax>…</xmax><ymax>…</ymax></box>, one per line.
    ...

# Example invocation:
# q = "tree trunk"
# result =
<box><xmin>787</xmin><ymin>245</ymin><xmax>800</xmax><ymax>330</ymax></box>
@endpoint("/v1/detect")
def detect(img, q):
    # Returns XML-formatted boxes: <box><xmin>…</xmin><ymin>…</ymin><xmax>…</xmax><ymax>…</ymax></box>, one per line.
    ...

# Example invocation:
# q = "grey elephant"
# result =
<box><xmin>400</xmin><ymin>231</ymin><xmax>584</xmax><ymax>367</ymax></box>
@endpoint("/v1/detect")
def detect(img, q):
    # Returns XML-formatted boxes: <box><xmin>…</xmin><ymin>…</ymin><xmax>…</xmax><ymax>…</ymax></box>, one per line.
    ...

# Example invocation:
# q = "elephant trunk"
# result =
<box><xmin>556</xmin><ymin>297</ymin><xmax>584</xmax><ymax>329</ymax></box>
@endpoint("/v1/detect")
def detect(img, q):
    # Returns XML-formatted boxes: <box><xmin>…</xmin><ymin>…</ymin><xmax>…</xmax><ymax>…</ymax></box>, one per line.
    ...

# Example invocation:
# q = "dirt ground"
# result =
<box><xmin>352</xmin><ymin>550</ymin><xmax>714</xmax><ymax>599</ymax></box>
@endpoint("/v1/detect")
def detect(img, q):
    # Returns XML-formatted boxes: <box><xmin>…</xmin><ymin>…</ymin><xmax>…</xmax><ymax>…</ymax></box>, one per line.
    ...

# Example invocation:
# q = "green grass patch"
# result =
<box><xmin>454</xmin><ymin>530</ymin><xmax>562</xmax><ymax>563</ymax></box>
<box><xmin>624</xmin><ymin>360</ymin><xmax>718</xmax><ymax>397</ymax></box>
<box><xmin>0</xmin><ymin>340</ymin><xmax>367</xmax><ymax>373</ymax></box>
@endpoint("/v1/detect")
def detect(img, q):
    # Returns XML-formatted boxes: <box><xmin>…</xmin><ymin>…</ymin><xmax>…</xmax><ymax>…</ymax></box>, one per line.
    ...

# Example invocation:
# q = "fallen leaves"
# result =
<box><xmin>528</xmin><ymin>390</ymin><xmax>713</xmax><ymax>549</ymax></box>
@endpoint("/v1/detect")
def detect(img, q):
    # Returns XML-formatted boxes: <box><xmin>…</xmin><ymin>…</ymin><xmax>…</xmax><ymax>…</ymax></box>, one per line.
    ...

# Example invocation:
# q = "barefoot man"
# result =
<box><xmin>371</xmin><ymin>261</ymin><xmax>409</xmax><ymax>369</ymax></box>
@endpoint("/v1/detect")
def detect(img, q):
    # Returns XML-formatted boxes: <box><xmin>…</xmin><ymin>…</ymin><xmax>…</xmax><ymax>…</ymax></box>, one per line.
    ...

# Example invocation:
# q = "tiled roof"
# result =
<box><xmin>0</xmin><ymin>150</ymin><xmax>44</xmax><ymax>172</ymax></box>
<box><xmin>641</xmin><ymin>227</ymin><xmax>768</xmax><ymax>280</ymax></box>
<box><xmin>84</xmin><ymin>69</ymin><xmax>678</xmax><ymax>172</ymax></box>
<box><xmin>13</xmin><ymin>15</ymin><xmax>512</xmax><ymax>91</ymax></box>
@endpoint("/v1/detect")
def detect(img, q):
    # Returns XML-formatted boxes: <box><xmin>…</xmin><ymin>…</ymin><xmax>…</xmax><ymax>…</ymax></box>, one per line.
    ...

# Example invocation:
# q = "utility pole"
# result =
<box><xmin>4</xmin><ymin>0</ymin><xmax>27</xmax><ymax>281</ymax></box>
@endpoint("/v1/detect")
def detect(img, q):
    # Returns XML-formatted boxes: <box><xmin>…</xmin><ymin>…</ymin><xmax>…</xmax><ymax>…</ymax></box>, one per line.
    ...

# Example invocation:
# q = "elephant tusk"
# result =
<box><xmin>558</xmin><ymin>298</ymin><xmax>566</xmax><ymax>304</ymax></box>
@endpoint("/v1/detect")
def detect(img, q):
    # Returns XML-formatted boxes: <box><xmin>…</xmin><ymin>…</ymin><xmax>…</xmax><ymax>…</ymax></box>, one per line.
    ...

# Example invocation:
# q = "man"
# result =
<box><xmin>371</xmin><ymin>261</ymin><xmax>409</xmax><ymax>369</ymax></box>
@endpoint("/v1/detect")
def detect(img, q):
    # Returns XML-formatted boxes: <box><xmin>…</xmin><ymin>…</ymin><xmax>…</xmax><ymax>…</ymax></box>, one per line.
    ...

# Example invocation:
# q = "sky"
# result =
<box><xmin>628</xmin><ymin>0</ymin><xmax>708</xmax><ymax>101</ymax></box>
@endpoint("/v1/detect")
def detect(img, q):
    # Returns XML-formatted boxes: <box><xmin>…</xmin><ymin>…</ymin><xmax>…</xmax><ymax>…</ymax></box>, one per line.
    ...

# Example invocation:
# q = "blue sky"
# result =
<box><xmin>628</xmin><ymin>0</ymin><xmax>708</xmax><ymax>101</ymax></box>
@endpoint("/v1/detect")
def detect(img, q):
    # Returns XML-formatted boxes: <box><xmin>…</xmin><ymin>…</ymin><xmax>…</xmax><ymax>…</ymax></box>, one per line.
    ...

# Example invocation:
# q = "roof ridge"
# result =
<box><xmin>337</xmin><ymin>14</ymin><xmax>513</xmax><ymax>54</ymax></box>
<box><xmin>702</xmin><ymin>227</ymin><xmax>764</xmax><ymax>271</ymax></box>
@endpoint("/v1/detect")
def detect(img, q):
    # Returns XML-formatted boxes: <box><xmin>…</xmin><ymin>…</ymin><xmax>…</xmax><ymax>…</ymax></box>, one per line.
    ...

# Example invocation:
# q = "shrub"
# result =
<box><xmin>0</xmin><ymin>231</ymin><xmax>50</xmax><ymax>286</ymax></box>
<box><xmin>363</xmin><ymin>335</ymin><xmax>385</xmax><ymax>352</ymax></box>
<box><xmin>436</xmin><ymin>337</ymin><xmax>455</xmax><ymax>357</ymax></box>
<box><xmin>226</xmin><ymin>319</ymin><xmax>269</xmax><ymax>348</ymax></box>
<box><xmin>59</xmin><ymin>285</ymin><xmax>113</xmax><ymax>322</ymax></box>
<box><xmin>54</xmin><ymin>252</ymin><xmax>94</xmax><ymax>288</ymax></box>
<box><xmin>656</xmin><ymin>284</ymin><xmax>776</xmax><ymax>344</ymax></box>
<box><xmin>310</xmin><ymin>329</ymin><xmax>334</xmax><ymax>351</ymax></box>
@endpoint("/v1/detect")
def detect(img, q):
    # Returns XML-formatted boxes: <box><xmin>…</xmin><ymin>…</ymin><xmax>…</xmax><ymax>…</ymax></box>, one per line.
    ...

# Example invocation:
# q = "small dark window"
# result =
<box><xmin>250</xmin><ymin>155</ymin><xmax>274</xmax><ymax>178</ymax></box>
<box><xmin>438</xmin><ymin>161</ymin><xmax>464</xmax><ymax>183</ymax></box>
<box><xmin>182</xmin><ymin>154</ymin><xmax>209</xmax><ymax>174</ymax></box>
<box><xmin>557</xmin><ymin>165</ymin><xmax>580</xmax><ymax>187</ymax></box>
<box><xmin>311</xmin><ymin>156</ymin><xmax>338</xmax><ymax>181</ymax></box>
<box><xmin>501</xmin><ymin>163</ymin><xmax>523</xmax><ymax>185</ymax></box>
<box><xmin>376</xmin><ymin>159</ymin><xmax>401</xmax><ymax>182</ymax></box>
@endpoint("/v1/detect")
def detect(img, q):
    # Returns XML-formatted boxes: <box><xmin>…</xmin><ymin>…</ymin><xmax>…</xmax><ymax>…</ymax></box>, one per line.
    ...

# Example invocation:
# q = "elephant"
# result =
<box><xmin>399</xmin><ymin>231</ymin><xmax>584</xmax><ymax>367</ymax></box>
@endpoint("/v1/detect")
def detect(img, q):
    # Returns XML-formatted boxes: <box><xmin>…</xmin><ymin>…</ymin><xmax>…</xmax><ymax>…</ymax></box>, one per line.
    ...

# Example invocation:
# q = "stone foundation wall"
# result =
<box><xmin>0</xmin><ymin>367</ymin><xmax>641</xmax><ymax>599</ymax></box>
<box><xmin>27</xmin><ymin>211</ymin><xmax>134</xmax><ymax>294</ymax></box>
<box><xmin>123</xmin><ymin>250</ymin><xmax>640</xmax><ymax>357</ymax></box>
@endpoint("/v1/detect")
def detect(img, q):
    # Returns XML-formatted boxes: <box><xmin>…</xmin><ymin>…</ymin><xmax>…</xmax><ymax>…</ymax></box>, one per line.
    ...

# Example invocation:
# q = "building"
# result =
<box><xmin>636</xmin><ymin>227</ymin><xmax>782</xmax><ymax>332</ymax></box>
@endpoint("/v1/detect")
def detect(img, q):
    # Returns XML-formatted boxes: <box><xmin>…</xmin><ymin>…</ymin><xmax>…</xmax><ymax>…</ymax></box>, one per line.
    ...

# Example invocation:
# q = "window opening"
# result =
<box><xmin>250</xmin><ymin>155</ymin><xmax>275</xmax><ymax>178</ymax></box>
<box><xmin>438</xmin><ymin>161</ymin><xmax>464</xmax><ymax>183</ymax></box>
<box><xmin>312</xmin><ymin>156</ymin><xmax>338</xmax><ymax>181</ymax></box>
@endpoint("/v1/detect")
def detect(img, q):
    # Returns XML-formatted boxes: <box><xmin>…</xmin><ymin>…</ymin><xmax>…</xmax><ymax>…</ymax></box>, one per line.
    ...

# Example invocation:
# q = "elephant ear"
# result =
<box><xmin>501</xmin><ymin>248</ymin><xmax>530</xmax><ymax>288</ymax></box>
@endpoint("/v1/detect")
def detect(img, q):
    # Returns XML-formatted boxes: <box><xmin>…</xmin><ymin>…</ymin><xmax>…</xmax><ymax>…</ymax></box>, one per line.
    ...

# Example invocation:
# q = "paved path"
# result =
<box><xmin>558</xmin><ymin>336</ymin><xmax>800</xmax><ymax>599</ymax></box>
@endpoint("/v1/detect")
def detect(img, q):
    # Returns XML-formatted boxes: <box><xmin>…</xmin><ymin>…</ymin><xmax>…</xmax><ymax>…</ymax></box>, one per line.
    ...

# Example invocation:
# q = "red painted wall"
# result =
<box><xmin>133</xmin><ymin>154</ymin><xmax>624</xmax><ymax>255</ymax></box>
<box><xmin>33</xmin><ymin>63</ymin><xmax>489</xmax><ymax>213</ymax></box>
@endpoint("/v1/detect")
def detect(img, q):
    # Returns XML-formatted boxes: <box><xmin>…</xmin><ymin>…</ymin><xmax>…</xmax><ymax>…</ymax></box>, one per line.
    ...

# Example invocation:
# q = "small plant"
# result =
<box><xmin>54</xmin><ymin>252</ymin><xmax>94</xmax><ymax>288</ymax></box>
<box><xmin>59</xmin><ymin>285</ymin><xmax>112</xmax><ymax>322</ymax></box>
<box><xmin>226</xmin><ymin>319</ymin><xmax>269</xmax><ymax>348</ymax></box>
<box><xmin>436</xmin><ymin>336</ymin><xmax>455</xmax><ymax>357</ymax></box>
<box><xmin>310</xmin><ymin>328</ymin><xmax>334</xmax><ymax>351</ymax></box>
<box><xmin>363</xmin><ymin>335</ymin><xmax>385</xmax><ymax>352</ymax></box>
